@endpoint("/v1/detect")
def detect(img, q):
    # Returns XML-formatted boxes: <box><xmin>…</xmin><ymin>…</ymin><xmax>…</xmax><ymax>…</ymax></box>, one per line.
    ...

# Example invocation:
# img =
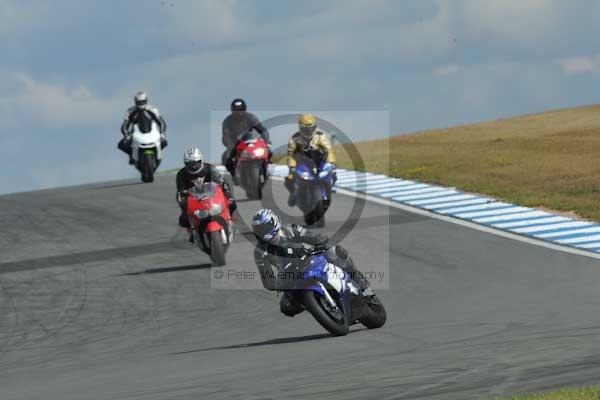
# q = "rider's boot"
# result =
<box><xmin>279</xmin><ymin>293</ymin><xmax>304</xmax><ymax>317</ymax></box>
<box><xmin>228</xmin><ymin>200</ymin><xmax>237</xmax><ymax>216</ymax></box>
<box><xmin>232</xmin><ymin>168</ymin><xmax>239</xmax><ymax>185</ymax></box>
<box><xmin>225</xmin><ymin>155</ymin><xmax>236</xmax><ymax>179</ymax></box>
<box><xmin>287</xmin><ymin>193</ymin><xmax>297</xmax><ymax>207</ymax></box>
<box><xmin>181</xmin><ymin>221</ymin><xmax>194</xmax><ymax>244</ymax></box>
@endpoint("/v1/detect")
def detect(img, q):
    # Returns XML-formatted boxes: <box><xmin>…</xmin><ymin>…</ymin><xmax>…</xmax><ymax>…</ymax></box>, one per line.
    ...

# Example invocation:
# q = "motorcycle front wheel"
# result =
<box><xmin>208</xmin><ymin>230</ymin><xmax>226</xmax><ymax>266</ymax></box>
<box><xmin>243</xmin><ymin>164</ymin><xmax>261</xmax><ymax>200</ymax></box>
<box><xmin>141</xmin><ymin>152</ymin><xmax>155</xmax><ymax>183</ymax></box>
<box><xmin>304</xmin><ymin>185</ymin><xmax>326</xmax><ymax>227</ymax></box>
<box><xmin>302</xmin><ymin>290</ymin><xmax>349</xmax><ymax>336</ymax></box>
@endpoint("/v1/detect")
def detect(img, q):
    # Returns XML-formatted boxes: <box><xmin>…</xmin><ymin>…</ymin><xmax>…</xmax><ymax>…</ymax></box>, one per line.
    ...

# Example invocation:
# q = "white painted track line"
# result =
<box><xmin>268</xmin><ymin>166</ymin><xmax>600</xmax><ymax>259</ymax></box>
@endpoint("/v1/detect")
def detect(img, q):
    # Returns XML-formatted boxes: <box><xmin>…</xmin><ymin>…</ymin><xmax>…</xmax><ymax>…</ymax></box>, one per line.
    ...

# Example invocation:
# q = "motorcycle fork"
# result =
<box><xmin>319</xmin><ymin>282</ymin><xmax>340</xmax><ymax>312</ymax></box>
<box><xmin>295</xmin><ymin>180</ymin><xmax>312</xmax><ymax>205</ymax></box>
<box><xmin>349</xmin><ymin>293</ymin><xmax>364</xmax><ymax>322</ymax></box>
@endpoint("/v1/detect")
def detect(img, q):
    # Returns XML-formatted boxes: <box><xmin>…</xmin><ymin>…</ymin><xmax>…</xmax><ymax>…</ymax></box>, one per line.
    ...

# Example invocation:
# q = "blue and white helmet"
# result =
<box><xmin>252</xmin><ymin>209</ymin><xmax>281</xmax><ymax>242</ymax></box>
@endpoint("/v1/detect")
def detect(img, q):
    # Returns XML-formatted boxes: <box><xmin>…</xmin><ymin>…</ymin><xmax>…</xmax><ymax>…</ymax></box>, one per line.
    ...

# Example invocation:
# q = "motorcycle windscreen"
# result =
<box><xmin>303</xmin><ymin>148</ymin><xmax>328</xmax><ymax>167</ymax></box>
<box><xmin>239</xmin><ymin>130</ymin><xmax>261</xmax><ymax>142</ymax></box>
<box><xmin>190</xmin><ymin>181</ymin><xmax>218</xmax><ymax>198</ymax></box>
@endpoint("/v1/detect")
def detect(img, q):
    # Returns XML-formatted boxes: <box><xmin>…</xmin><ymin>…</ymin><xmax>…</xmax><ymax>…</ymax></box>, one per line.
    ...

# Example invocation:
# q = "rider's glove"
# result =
<box><xmin>313</xmin><ymin>241</ymin><xmax>328</xmax><ymax>252</ymax></box>
<box><xmin>177</xmin><ymin>190</ymin><xmax>189</xmax><ymax>205</ymax></box>
<box><xmin>334</xmin><ymin>245</ymin><xmax>348</xmax><ymax>260</ymax></box>
<box><xmin>229</xmin><ymin>202</ymin><xmax>237</xmax><ymax>215</ymax></box>
<box><xmin>287</xmin><ymin>167</ymin><xmax>295</xmax><ymax>179</ymax></box>
<box><xmin>160</xmin><ymin>134</ymin><xmax>168</xmax><ymax>150</ymax></box>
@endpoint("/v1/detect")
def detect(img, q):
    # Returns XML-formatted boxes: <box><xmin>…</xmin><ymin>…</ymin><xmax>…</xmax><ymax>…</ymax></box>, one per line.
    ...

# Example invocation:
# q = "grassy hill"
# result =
<box><xmin>333</xmin><ymin>105</ymin><xmax>600</xmax><ymax>221</ymax></box>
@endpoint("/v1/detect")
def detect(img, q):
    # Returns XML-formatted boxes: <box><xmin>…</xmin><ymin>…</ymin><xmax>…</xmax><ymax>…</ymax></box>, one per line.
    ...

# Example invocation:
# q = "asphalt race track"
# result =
<box><xmin>1</xmin><ymin>174</ymin><xmax>599</xmax><ymax>400</ymax></box>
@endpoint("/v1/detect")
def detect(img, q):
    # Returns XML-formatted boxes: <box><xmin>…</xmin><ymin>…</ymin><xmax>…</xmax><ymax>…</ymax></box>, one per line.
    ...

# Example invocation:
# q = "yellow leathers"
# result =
<box><xmin>287</xmin><ymin>114</ymin><xmax>335</xmax><ymax>170</ymax></box>
<box><xmin>287</xmin><ymin>131</ymin><xmax>335</xmax><ymax>168</ymax></box>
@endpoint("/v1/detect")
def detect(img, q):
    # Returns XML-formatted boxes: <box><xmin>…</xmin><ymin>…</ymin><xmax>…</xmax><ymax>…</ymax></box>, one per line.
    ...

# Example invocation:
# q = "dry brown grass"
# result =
<box><xmin>333</xmin><ymin>105</ymin><xmax>600</xmax><ymax>221</ymax></box>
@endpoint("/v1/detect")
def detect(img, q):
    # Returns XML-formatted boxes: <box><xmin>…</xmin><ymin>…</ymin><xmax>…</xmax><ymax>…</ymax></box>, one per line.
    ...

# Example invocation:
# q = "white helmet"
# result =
<box><xmin>134</xmin><ymin>91</ymin><xmax>148</xmax><ymax>108</ymax></box>
<box><xmin>183</xmin><ymin>147</ymin><xmax>203</xmax><ymax>174</ymax></box>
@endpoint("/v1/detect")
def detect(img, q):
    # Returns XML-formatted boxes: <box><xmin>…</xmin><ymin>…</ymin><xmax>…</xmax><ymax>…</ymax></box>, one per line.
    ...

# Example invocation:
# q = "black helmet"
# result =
<box><xmin>231</xmin><ymin>98</ymin><xmax>247</xmax><ymax>112</ymax></box>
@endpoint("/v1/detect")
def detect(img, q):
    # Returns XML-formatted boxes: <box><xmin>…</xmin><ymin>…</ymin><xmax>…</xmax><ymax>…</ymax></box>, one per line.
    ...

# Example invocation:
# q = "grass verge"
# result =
<box><xmin>498</xmin><ymin>386</ymin><xmax>600</xmax><ymax>399</ymax></box>
<box><xmin>330</xmin><ymin>105</ymin><xmax>600</xmax><ymax>221</ymax></box>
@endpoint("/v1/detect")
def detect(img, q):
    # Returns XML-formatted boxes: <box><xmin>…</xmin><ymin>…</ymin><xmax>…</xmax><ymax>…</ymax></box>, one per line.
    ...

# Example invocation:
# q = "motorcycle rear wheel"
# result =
<box><xmin>359</xmin><ymin>295</ymin><xmax>387</xmax><ymax>329</ymax></box>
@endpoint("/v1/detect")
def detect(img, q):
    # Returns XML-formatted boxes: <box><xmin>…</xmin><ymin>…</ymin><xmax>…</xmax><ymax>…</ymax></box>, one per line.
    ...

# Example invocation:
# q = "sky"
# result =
<box><xmin>1</xmin><ymin>0</ymin><xmax>600</xmax><ymax>194</ymax></box>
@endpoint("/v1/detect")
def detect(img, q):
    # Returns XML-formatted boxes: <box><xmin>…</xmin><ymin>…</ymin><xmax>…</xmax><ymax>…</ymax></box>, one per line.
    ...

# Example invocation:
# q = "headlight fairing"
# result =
<box><xmin>318</xmin><ymin>170</ymin><xmax>330</xmax><ymax>179</ymax></box>
<box><xmin>209</xmin><ymin>203</ymin><xmax>223</xmax><ymax>216</ymax></box>
<box><xmin>194</xmin><ymin>209</ymin><xmax>209</xmax><ymax>218</ymax></box>
<box><xmin>318</xmin><ymin>163</ymin><xmax>334</xmax><ymax>179</ymax></box>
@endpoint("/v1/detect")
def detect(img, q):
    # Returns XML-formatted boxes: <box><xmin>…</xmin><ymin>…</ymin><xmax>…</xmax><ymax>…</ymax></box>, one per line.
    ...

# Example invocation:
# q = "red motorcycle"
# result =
<box><xmin>234</xmin><ymin>130</ymin><xmax>269</xmax><ymax>199</ymax></box>
<box><xmin>186</xmin><ymin>182</ymin><xmax>234</xmax><ymax>266</ymax></box>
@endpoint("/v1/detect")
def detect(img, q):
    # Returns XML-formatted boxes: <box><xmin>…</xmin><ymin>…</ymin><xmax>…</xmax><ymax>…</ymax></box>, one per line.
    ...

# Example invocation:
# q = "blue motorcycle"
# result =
<box><xmin>281</xmin><ymin>248</ymin><xmax>386</xmax><ymax>336</ymax></box>
<box><xmin>292</xmin><ymin>153</ymin><xmax>335</xmax><ymax>227</ymax></box>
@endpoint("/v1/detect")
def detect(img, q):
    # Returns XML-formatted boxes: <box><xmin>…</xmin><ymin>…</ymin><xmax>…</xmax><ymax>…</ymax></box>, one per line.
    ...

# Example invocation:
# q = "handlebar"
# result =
<box><xmin>302</xmin><ymin>243</ymin><xmax>328</xmax><ymax>255</ymax></box>
<box><xmin>176</xmin><ymin>190</ymin><xmax>189</xmax><ymax>204</ymax></box>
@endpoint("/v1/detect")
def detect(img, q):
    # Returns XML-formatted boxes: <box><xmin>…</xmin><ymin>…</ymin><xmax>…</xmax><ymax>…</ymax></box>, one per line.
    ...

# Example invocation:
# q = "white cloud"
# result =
<box><xmin>156</xmin><ymin>0</ymin><xmax>565</xmax><ymax>65</ymax></box>
<box><xmin>301</xmin><ymin>0</ymin><xmax>561</xmax><ymax>60</ymax></box>
<box><xmin>442</xmin><ymin>0</ymin><xmax>560</xmax><ymax>43</ymax></box>
<box><xmin>423</xmin><ymin>60</ymin><xmax>566</xmax><ymax>124</ymax></box>
<box><xmin>435</xmin><ymin>64</ymin><xmax>463</xmax><ymax>77</ymax></box>
<box><xmin>162</xmin><ymin>0</ymin><xmax>241</xmax><ymax>42</ymax></box>
<box><xmin>306</xmin><ymin>0</ymin><xmax>395</xmax><ymax>28</ymax></box>
<box><xmin>295</xmin><ymin>0</ymin><xmax>562</xmax><ymax>60</ymax></box>
<box><xmin>378</xmin><ymin>12</ymin><xmax>453</xmax><ymax>57</ymax></box>
<box><xmin>10</xmin><ymin>74</ymin><xmax>123</xmax><ymax>125</ymax></box>
<box><xmin>300</xmin><ymin>31</ymin><xmax>350</xmax><ymax>58</ymax></box>
<box><xmin>158</xmin><ymin>1</ymin><xmax>455</xmax><ymax>59</ymax></box>
<box><xmin>559</xmin><ymin>55</ymin><xmax>600</xmax><ymax>75</ymax></box>
<box><xmin>0</xmin><ymin>1</ymin><xmax>50</xmax><ymax>35</ymax></box>
<box><xmin>300</xmin><ymin>2</ymin><xmax>453</xmax><ymax>58</ymax></box>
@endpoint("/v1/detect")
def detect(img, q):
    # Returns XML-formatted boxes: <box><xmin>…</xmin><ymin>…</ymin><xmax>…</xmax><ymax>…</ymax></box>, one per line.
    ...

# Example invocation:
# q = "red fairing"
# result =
<box><xmin>205</xmin><ymin>220</ymin><xmax>224</xmax><ymax>232</ymax></box>
<box><xmin>186</xmin><ymin>183</ymin><xmax>231</xmax><ymax>233</ymax></box>
<box><xmin>235</xmin><ymin>136</ymin><xmax>269</xmax><ymax>163</ymax></box>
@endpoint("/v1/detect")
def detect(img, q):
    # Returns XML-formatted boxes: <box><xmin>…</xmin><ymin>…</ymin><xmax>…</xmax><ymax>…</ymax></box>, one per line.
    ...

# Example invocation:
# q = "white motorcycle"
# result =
<box><xmin>131</xmin><ymin>121</ymin><xmax>163</xmax><ymax>183</ymax></box>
